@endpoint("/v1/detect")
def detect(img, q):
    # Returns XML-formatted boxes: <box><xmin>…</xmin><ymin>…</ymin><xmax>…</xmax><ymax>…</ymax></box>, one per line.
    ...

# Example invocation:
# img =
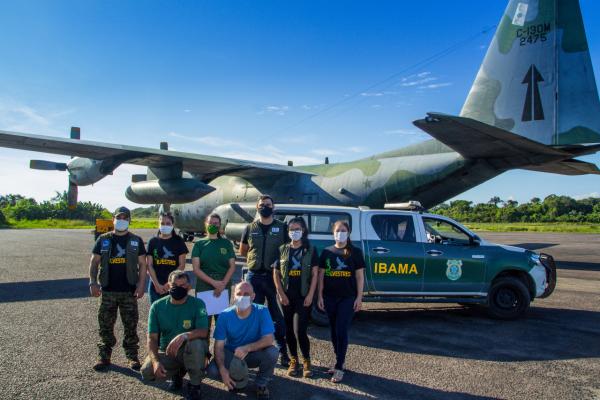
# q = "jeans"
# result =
<box><xmin>245</xmin><ymin>271</ymin><xmax>287</xmax><ymax>355</ymax></box>
<box><xmin>323</xmin><ymin>296</ymin><xmax>355</xmax><ymax>370</ymax></box>
<box><xmin>207</xmin><ymin>345</ymin><xmax>279</xmax><ymax>387</ymax></box>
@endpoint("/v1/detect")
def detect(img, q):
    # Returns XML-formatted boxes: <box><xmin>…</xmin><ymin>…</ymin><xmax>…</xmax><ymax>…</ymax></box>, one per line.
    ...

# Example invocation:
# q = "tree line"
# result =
<box><xmin>0</xmin><ymin>193</ymin><xmax>108</xmax><ymax>223</ymax></box>
<box><xmin>1</xmin><ymin>193</ymin><xmax>599</xmax><ymax>226</ymax></box>
<box><xmin>430</xmin><ymin>195</ymin><xmax>600</xmax><ymax>223</ymax></box>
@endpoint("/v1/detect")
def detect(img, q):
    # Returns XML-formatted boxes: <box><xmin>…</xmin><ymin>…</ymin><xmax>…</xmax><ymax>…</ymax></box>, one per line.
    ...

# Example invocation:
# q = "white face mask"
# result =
<box><xmin>234</xmin><ymin>295</ymin><xmax>252</xmax><ymax>311</ymax></box>
<box><xmin>334</xmin><ymin>231</ymin><xmax>348</xmax><ymax>243</ymax></box>
<box><xmin>288</xmin><ymin>230</ymin><xmax>303</xmax><ymax>241</ymax></box>
<box><xmin>159</xmin><ymin>225</ymin><xmax>174</xmax><ymax>235</ymax></box>
<box><xmin>114</xmin><ymin>219</ymin><xmax>129</xmax><ymax>232</ymax></box>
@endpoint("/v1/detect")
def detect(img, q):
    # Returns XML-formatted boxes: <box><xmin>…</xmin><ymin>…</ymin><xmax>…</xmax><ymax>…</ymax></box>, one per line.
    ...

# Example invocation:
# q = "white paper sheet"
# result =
<box><xmin>196</xmin><ymin>289</ymin><xmax>230</xmax><ymax>316</ymax></box>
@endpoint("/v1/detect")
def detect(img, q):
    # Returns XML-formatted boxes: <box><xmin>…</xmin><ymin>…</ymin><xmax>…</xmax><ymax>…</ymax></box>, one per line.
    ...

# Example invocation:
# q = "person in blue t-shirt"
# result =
<box><xmin>207</xmin><ymin>281</ymin><xmax>278</xmax><ymax>400</ymax></box>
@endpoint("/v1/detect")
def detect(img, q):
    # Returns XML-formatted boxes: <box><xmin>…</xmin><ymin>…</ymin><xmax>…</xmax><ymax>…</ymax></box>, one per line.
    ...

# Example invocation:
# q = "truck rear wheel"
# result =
<box><xmin>487</xmin><ymin>276</ymin><xmax>531</xmax><ymax>320</ymax></box>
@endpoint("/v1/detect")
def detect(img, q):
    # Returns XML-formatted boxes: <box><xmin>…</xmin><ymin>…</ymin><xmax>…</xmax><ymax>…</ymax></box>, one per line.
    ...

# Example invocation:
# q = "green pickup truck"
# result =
<box><xmin>218</xmin><ymin>203</ymin><xmax>557</xmax><ymax>322</ymax></box>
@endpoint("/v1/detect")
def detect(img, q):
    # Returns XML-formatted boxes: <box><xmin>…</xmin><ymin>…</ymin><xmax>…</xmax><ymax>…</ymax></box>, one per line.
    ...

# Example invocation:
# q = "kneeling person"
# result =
<box><xmin>207</xmin><ymin>281</ymin><xmax>278</xmax><ymax>400</ymax></box>
<box><xmin>141</xmin><ymin>271</ymin><xmax>209</xmax><ymax>400</ymax></box>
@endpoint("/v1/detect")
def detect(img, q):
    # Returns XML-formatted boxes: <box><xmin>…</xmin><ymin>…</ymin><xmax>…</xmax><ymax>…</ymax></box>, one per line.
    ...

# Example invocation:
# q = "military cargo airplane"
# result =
<box><xmin>1</xmin><ymin>0</ymin><xmax>599</xmax><ymax>236</ymax></box>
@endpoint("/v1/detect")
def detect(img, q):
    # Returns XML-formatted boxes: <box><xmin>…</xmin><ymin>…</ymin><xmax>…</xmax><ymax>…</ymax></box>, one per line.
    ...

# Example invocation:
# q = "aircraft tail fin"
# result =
<box><xmin>460</xmin><ymin>0</ymin><xmax>600</xmax><ymax>145</ymax></box>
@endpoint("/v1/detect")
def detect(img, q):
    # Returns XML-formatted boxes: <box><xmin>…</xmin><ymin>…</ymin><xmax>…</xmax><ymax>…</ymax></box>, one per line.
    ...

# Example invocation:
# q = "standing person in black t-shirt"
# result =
<box><xmin>317</xmin><ymin>220</ymin><xmax>365</xmax><ymax>384</ymax></box>
<box><xmin>239</xmin><ymin>195</ymin><xmax>291</xmax><ymax>367</ymax></box>
<box><xmin>273</xmin><ymin>217</ymin><xmax>319</xmax><ymax>378</ymax></box>
<box><xmin>146</xmin><ymin>212</ymin><xmax>189</xmax><ymax>304</ymax></box>
<box><xmin>89</xmin><ymin>206</ymin><xmax>147</xmax><ymax>372</ymax></box>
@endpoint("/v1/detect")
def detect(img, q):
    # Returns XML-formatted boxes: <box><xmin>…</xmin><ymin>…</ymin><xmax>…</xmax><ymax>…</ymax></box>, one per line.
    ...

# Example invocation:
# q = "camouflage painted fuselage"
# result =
<box><xmin>173</xmin><ymin>140</ymin><xmax>500</xmax><ymax>232</ymax></box>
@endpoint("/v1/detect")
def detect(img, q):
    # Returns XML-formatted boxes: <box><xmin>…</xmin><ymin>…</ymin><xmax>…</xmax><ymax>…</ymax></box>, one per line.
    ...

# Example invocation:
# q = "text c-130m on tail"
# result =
<box><xmin>1</xmin><ymin>0</ymin><xmax>600</xmax><ymax>236</ymax></box>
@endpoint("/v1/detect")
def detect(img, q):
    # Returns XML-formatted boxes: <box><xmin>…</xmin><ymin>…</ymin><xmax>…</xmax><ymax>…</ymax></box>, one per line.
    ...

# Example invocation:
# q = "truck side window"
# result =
<box><xmin>423</xmin><ymin>218</ymin><xmax>470</xmax><ymax>246</ymax></box>
<box><xmin>310</xmin><ymin>213</ymin><xmax>351</xmax><ymax>234</ymax></box>
<box><xmin>274</xmin><ymin>213</ymin><xmax>309</xmax><ymax>227</ymax></box>
<box><xmin>370</xmin><ymin>215</ymin><xmax>416</xmax><ymax>242</ymax></box>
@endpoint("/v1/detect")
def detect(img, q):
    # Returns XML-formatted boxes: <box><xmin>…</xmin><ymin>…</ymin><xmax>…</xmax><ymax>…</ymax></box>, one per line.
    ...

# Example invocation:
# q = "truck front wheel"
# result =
<box><xmin>487</xmin><ymin>276</ymin><xmax>531</xmax><ymax>320</ymax></box>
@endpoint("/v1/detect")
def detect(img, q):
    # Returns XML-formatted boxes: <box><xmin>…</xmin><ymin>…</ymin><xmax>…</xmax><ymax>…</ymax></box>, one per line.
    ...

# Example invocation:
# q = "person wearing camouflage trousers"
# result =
<box><xmin>89</xmin><ymin>207</ymin><xmax>147</xmax><ymax>371</ymax></box>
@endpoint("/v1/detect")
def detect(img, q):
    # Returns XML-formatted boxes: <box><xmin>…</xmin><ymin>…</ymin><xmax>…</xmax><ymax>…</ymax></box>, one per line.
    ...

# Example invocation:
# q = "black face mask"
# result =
<box><xmin>258</xmin><ymin>206</ymin><xmax>273</xmax><ymax>218</ymax></box>
<box><xmin>170</xmin><ymin>285</ymin><xmax>188</xmax><ymax>300</ymax></box>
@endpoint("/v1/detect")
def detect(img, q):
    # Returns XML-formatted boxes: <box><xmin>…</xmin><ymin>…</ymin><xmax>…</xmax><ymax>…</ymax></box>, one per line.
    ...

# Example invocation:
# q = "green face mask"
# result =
<box><xmin>206</xmin><ymin>224</ymin><xmax>220</xmax><ymax>235</ymax></box>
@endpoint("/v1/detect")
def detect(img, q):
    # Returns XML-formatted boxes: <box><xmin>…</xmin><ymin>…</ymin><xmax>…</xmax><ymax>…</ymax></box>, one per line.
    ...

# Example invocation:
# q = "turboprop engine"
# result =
<box><xmin>125</xmin><ymin>178</ymin><xmax>215</xmax><ymax>204</ymax></box>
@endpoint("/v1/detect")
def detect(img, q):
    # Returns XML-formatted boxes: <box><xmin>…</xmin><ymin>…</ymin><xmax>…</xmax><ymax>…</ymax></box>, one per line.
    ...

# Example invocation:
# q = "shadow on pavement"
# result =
<box><xmin>0</xmin><ymin>278</ymin><xmax>89</xmax><ymax>302</ymax></box>
<box><xmin>310</xmin><ymin>305</ymin><xmax>600</xmax><ymax>363</ymax></box>
<box><xmin>555</xmin><ymin>260</ymin><xmax>600</xmax><ymax>271</ymax></box>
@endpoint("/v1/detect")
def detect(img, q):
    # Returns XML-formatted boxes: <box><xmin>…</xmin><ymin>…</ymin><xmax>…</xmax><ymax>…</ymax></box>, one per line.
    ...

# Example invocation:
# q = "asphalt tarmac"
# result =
<box><xmin>0</xmin><ymin>229</ymin><xmax>598</xmax><ymax>400</ymax></box>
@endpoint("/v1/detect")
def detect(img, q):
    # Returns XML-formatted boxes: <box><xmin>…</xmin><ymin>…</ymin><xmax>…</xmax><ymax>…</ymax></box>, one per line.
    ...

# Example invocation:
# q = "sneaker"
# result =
<box><xmin>279</xmin><ymin>352</ymin><xmax>290</xmax><ymax>368</ymax></box>
<box><xmin>302</xmin><ymin>358</ymin><xmax>313</xmax><ymax>378</ymax></box>
<box><xmin>186</xmin><ymin>383</ymin><xmax>202</xmax><ymax>400</ymax></box>
<box><xmin>286</xmin><ymin>357</ymin><xmax>299</xmax><ymax>377</ymax></box>
<box><xmin>128</xmin><ymin>358</ymin><xmax>141</xmax><ymax>371</ymax></box>
<box><xmin>168</xmin><ymin>374</ymin><xmax>183</xmax><ymax>392</ymax></box>
<box><xmin>256</xmin><ymin>385</ymin><xmax>270</xmax><ymax>400</ymax></box>
<box><xmin>92</xmin><ymin>358</ymin><xmax>111</xmax><ymax>372</ymax></box>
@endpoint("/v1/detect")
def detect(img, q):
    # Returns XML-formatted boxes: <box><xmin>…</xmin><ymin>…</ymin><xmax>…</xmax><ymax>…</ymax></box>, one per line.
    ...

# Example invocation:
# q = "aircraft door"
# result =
<box><xmin>422</xmin><ymin>217</ymin><xmax>486</xmax><ymax>293</ymax></box>
<box><xmin>363</xmin><ymin>212</ymin><xmax>425</xmax><ymax>293</ymax></box>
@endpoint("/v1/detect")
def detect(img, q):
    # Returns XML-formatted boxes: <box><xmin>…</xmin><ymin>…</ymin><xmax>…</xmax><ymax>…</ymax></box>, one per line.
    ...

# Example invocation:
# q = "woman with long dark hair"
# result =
<box><xmin>317</xmin><ymin>220</ymin><xmax>365</xmax><ymax>383</ymax></box>
<box><xmin>146</xmin><ymin>212</ymin><xmax>189</xmax><ymax>304</ymax></box>
<box><xmin>192</xmin><ymin>213</ymin><xmax>236</xmax><ymax>322</ymax></box>
<box><xmin>273</xmin><ymin>217</ymin><xmax>319</xmax><ymax>378</ymax></box>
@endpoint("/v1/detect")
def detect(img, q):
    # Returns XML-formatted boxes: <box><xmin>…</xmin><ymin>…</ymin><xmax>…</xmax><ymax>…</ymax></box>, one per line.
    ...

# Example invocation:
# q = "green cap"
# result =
<box><xmin>113</xmin><ymin>206</ymin><xmax>131</xmax><ymax>219</ymax></box>
<box><xmin>229</xmin><ymin>357</ymin><xmax>249</xmax><ymax>389</ymax></box>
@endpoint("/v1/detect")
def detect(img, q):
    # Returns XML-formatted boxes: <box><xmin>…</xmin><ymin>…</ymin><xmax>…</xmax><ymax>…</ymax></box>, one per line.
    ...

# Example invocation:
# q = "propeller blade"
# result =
<box><xmin>30</xmin><ymin>160</ymin><xmax>68</xmax><ymax>171</ymax></box>
<box><xmin>67</xmin><ymin>181</ymin><xmax>78</xmax><ymax>210</ymax></box>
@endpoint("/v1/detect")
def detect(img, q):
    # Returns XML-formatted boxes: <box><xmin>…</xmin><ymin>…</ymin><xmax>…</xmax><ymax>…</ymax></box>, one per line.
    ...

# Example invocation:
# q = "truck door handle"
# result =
<box><xmin>427</xmin><ymin>250</ymin><xmax>443</xmax><ymax>256</ymax></box>
<box><xmin>372</xmin><ymin>247</ymin><xmax>390</xmax><ymax>254</ymax></box>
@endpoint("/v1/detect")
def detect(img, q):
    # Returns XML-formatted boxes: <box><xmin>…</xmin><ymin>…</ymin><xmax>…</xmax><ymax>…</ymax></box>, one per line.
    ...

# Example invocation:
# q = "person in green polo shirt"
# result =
<box><xmin>141</xmin><ymin>270</ymin><xmax>209</xmax><ymax>400</ymax></box>
<box><xmin>192</xmin><ymin>213</ymin><xmax>236</xmax><ymax>323</ymax></box>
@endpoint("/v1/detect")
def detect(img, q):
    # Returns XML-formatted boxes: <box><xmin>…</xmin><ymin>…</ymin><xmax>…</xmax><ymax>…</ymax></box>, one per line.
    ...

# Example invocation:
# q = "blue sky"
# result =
<box><xmin>0</xmin><ymin>0</ymin><xmax>599</xmax><ymax>210</ymax></box>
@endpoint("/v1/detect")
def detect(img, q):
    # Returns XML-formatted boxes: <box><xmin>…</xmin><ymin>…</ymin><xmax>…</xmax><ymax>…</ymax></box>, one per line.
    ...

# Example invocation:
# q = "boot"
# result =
<box><xmin>92</xmin><ymin>358</ymin><xmax>111</xmax><ymax>372</ymax></box>
<box><xmin>302</xmin><ymin>358</ymin><xmax>313</xmax><ymax>378</ymax></box>
<box><xmin>286</xmin><ymin>357</ymin><xmax>299</xmax><ymax>377</ymax></box>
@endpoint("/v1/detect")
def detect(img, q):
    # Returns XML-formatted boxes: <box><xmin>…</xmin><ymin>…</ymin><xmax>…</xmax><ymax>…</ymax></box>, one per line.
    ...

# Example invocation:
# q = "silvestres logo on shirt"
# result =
<box><xmin>324</xmin><ymin>256</ymin><xmax>351</xmax><ymax>277</ymax></box>
<box><xmin>155</xmin><ymin>246</ymin><xmax>177</xmax><ymax>266</ymax></box>
<box><xmin>109</xmin><ymin>243</ymin><xmax>127</xmax><ymax>265</ymax></box>
<box><xmin>289</xmin><ymin>252</ymin><xmax>302</xmax><ymax>277</ymax></box>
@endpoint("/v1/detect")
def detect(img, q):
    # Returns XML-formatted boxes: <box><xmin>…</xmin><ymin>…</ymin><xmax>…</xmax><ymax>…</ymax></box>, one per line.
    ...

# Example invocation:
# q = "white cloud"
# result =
<box><xmin>183</xmin><ymin>109</ymin><xmax>191</xmax><ymax>113</ymax></box>
<box><xmin>574</xmin><ymin>192</ymin><xmax>600</xmax><ymax>200</ymax></box>
<box><xmin>384</xmin><ymin>128</ymin><xmax>421</xmax><ymax>136</ymax></box>
<box><xmin>401</xmin><ymin>77</ymin><xmax>437</xmax><ymax>87</ymax></box>
<box><xmin>360</xmin><ymin>92</ymin><xmax>385</xmax><ymax>97</ymax></box>
<box><xmin>168</xmin><ymin>132</ymin><xmax>238</xmax><ymax>148</ymax></box>
<box><xmin>345</xmin><ymin>146</ymin><xmax>366</xmax><ymax>153</ymax></box>
<box><xmin>418</xmin><ymin>82</ymin><xmax>453</xmax><ymax>89</ymax></box>
<box><xmin>0</xmin><ymin>98</ymin><xmax>72</xmax><ymax>134</ymax></box>
<box><xmin>261</xmin><ymin>105</ymin><xmax>290</xmax><ymax>116</ymax></box>
<box><xmin>311</xmin><ymin>148</ymin><xmax>340</xmax><ymax>156</ymax></box>
<box><xmin>371</xmin><ymin>104</ymin><xmax>382</xmax><ymax>109</ymax></box>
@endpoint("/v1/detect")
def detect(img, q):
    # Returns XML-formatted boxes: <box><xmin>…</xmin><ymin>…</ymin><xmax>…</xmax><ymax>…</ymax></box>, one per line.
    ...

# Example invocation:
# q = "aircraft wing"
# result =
<box><xmin>413</xmin><ymin>113</ymin><xmax>600</xmax><ymax>172</ymax></box>
<box><xmin>0</xmin><ymin>129</ymin><xmax>312</xmax><ymax>181</ymax></box>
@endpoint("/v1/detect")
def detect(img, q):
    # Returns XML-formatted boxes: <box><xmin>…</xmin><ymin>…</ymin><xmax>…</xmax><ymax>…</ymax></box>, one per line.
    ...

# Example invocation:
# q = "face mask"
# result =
<box><xmin>234</xmin><ymin>295</ymin><xmax>252</xmax><ymax>311</ymax></box>
<box><xmin>159</xmin><ymin>225</ymin><xmax>173</xmax><ymax>235</ymax></box>
<box><xmin>334</xmin><ymin>231</ymin><xmax>348</xmax><ymax>243</ymax></box>
<box><xmin>114</xmin><ymin>219</ymin><xmax>129</xmax><ymax>232</ymax></box>
<box><xmin>206</xmin><ymin>224</ymin><xmax>220</xmax><ymax>235</ymax></box>
<box><xmin>288</xmin><ymin>230</ymin><xmax>303</xmax><ymax>241</ymax></box>
<box><xmin>258</xmin><ymin>206</ymin><xmax>273</xmax><ymax>218</ymax></box>
<box><xmin>169</xmin><ymin>285</ymin><xmax>188</xmax><ymax>300</ymax></box>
